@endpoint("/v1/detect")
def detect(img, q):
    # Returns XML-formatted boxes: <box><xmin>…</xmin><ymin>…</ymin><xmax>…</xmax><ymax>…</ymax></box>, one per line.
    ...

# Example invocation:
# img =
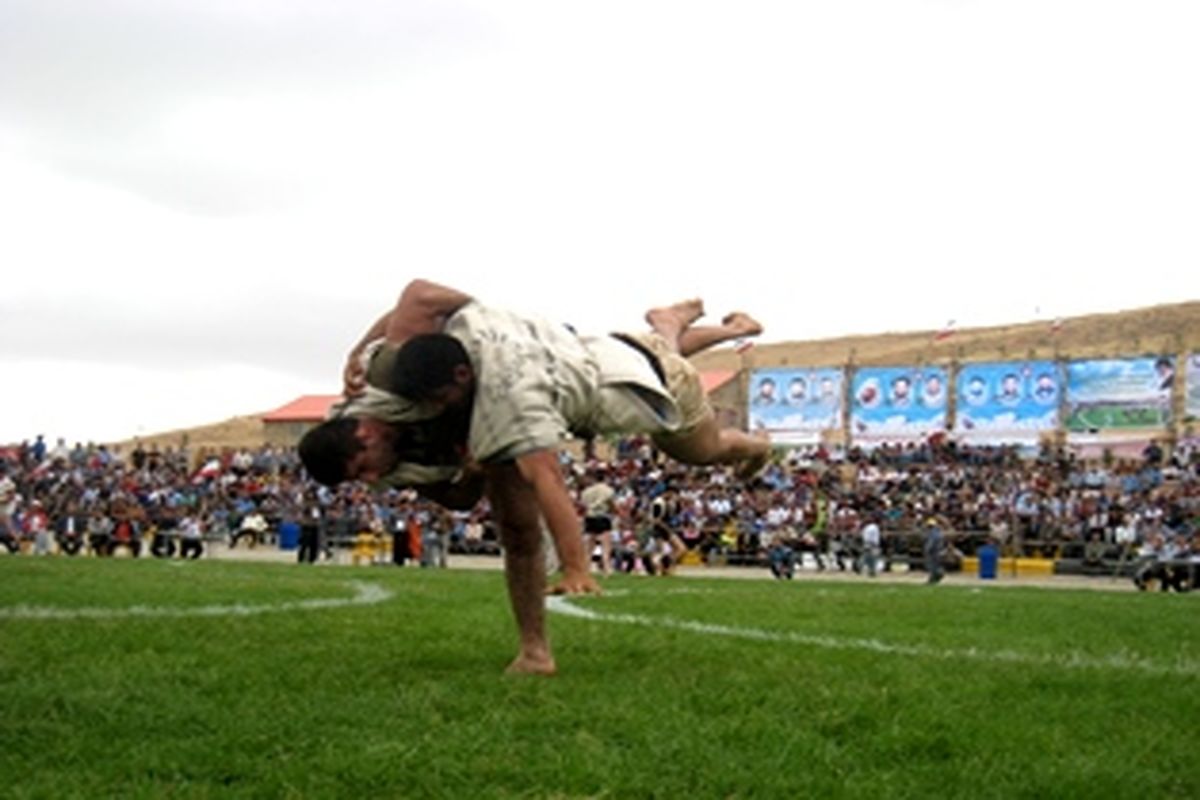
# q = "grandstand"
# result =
<box><xmin>2</xmin><ymin>298</ymin><xmax>1194</xmax><ymax>588</ymax></box>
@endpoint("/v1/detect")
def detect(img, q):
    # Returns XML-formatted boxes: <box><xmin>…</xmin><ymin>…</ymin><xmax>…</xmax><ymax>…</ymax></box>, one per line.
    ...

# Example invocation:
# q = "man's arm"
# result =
<box><xmin>343</xmin><ymin>279</ymin><xmax>475</xmax><ymax>395</ymax></box>
<box><xmin>514</xmin><ymin>448</ymin><xmax>601</xmax><ymax>595</ymax></box>
<box><xmin>415</xmin><ymin>469</ymin><xmax>486</xmax><ymax>512</ymax></box>
<box><xmin>383</xmin><ymin>279</ymin><xmax>474</xmax><ymax>344</ymax></box>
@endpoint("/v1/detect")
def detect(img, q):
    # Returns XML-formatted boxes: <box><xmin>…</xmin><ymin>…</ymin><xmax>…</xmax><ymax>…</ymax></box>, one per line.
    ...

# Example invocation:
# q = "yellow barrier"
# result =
<box><xmin>960</xmin><ymin>556</ymin><xmax>1055</xmax><ymax>577</ymax></box>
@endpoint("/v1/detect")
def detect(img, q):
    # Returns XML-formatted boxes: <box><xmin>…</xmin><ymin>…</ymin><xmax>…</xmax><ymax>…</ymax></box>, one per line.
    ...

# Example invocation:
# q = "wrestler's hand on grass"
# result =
<box><xmin>547</xmin><ymin>569</ymin><xmax>603</xmax><ymax>596</ymax></box>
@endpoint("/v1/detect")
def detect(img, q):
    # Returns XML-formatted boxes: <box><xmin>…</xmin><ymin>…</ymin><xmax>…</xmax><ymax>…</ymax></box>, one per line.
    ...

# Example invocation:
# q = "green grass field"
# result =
<box><xmin>1</xmin><ymin>558</ymin><xmax>1196</xmax><ymax>798</ymax></box>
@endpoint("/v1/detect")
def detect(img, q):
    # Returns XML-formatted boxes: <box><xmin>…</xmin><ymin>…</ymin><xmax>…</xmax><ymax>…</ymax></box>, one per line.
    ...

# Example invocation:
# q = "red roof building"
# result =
<box><xmin>261</xmin><ymin>395</ymin><xmax>340</xmax><ymax>446</ymax></box>
<box><xmin>262</xmin><ymin>395</ymin><xmax>341</xmax><ymax>424</ymax></box>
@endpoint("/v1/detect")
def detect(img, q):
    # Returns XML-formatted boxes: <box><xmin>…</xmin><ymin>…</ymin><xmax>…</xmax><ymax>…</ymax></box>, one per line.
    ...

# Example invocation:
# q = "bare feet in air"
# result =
<box><xmin>721</xmin><ymin>311</ymin><xmax>763</xmax><ymax>338</ymax></box>
<box><xmin>645</xmin><ymin>298</ymin><xmax>705</xmax><ymax>330</ymax></box>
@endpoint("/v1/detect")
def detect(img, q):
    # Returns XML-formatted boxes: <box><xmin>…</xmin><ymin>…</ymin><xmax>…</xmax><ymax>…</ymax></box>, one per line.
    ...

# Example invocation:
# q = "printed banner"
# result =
<box><xmin>849</xmin><ymin>366</ymin><xmax>948</xmax><ymax>444</ymax></box>
<box><xmin>1187</xmin><ymin>353</ymin><xmax>1200</xmax><ymax>420</ymax></box>
<box><xmin>748</xmin><ymin>368</ymin><xmax>844</xmax><ymax>442</ymax></box>
<box><xmin>954</xmin><ymin>361</ymin><xmax>1060</xmax><ymax>444</ymax></box>
<box><xmin>1064</xmin><ymin>357</ymin><xmax>1173</xmax><ymax>435</ymax></box>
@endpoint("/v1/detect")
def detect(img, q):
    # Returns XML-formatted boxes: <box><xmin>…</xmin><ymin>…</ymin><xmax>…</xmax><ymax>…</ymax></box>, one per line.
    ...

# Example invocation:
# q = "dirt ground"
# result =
<box><xmin>204</xmin><ymin>543</ymin><xmax>1141</xmax><ymax>593</ymax></box>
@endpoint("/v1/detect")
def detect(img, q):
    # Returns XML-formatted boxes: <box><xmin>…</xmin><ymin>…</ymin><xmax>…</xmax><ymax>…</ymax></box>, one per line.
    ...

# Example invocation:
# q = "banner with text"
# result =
<box><xmin>954</xmin><ymin>361</ymin><xmax>1060</xmax><ymax>445</ymax></box>
<box><xmin>849</xmin><ymin>366</ymin><xmax>948</xmax><ymax>445</ymax></box>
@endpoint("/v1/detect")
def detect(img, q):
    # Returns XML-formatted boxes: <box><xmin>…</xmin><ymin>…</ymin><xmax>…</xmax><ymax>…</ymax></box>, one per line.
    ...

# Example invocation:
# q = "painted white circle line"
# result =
<box><xmin>0</xmin><ymin>581</ymin><xmax>393</xmax><ymax>621</ymax></box>
<box><xmin>547</xmin><ymin>595</ymin><xmax>1200</xmax><ymax>678</ymax></box>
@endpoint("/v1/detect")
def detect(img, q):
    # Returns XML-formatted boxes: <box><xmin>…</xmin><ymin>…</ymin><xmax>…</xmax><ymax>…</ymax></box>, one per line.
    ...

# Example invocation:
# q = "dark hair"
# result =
<box><xmin>297</xmin><ymin>417</ymin><xmax>363</xmax><ymax>487</ymax></box>
<box><xmin>392</xmin><ymin>333</ymin><xmax>470</xmax><ymax>401</ymax></box>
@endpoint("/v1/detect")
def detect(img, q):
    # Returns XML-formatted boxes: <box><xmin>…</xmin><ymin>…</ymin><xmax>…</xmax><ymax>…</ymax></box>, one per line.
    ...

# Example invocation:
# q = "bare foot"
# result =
<box><xmin>645</xmin><ymin>298</ymin><xmax>705</xmax><ymax>330</ymax></box>
<box><xmin>721</xmin><ymin>312</ymin><xmax>763</xmax><ymax>338</ymax></box>
<box><xmin>506</xmin><ymin>653</ymin><xmax>558</xmax><ymax>676</ymax></box>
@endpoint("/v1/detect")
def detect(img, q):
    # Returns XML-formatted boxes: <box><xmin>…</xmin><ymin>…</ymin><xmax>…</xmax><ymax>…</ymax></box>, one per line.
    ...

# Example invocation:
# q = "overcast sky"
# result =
<box><xmin>2</xmin><ymin>0</ymin><xmax>1197</xmax><ymax>446</ymax></box>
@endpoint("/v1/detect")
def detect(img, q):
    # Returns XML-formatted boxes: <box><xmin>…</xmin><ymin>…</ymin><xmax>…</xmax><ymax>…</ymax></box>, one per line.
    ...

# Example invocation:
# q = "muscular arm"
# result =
<box><xmin>514</xmin><ymin>448</ymin><xmax>601</xmax><ymax>595</ymax></box>
<box><xmin>343</xmin><ymin>279</ymin><xmax>475</xmax><ymax>395</ymax></box>
<box><xmin>383</xmin><ymin>279</ymin><xmax>474</xmax><ymax>344</ymax></box>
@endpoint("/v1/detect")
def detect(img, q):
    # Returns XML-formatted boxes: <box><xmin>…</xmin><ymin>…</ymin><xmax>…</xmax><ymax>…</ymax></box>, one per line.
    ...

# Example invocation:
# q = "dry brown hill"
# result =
<box><xmin>691</xmin><ymin>301</ymin><xmax>1200</xmax><ymax>371</ymax></box>
<box><xmin>120</xmin><ymin>300</ymin><xmax>1199</xmax><ymax>453</ymax></box>
<box><xmin>113</xmin><ymin>414</ymin><xmax>269</xmax><ymax>456</ymax></box>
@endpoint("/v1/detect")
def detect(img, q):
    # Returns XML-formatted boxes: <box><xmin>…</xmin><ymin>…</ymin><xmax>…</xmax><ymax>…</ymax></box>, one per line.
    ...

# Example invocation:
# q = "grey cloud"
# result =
<box><xmin>1</xmin><ymin>290</ymin><xmax>377</xmax><ymax>382</ymax></box>
<box><xmin>0</xmin><ymin>0</ymin><xmax>491</xmax><ymax>213</ymax></box>
<box><xmin>53</xmin><ymin>151</ymin><xmax>320</xmax><ymax>216</ymax></box>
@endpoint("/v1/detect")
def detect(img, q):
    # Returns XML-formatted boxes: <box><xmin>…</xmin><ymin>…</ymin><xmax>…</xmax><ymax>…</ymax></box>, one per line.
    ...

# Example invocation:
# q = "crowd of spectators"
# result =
<box><xmin>0</xmin><ymin>435</ymin><xmax>468</xmax><ymax>567</ymax></box>
<box><xmin>572</xmin><ymin>436</ymin><xmax>1199</xmax><ymax>585</ymax></box>
<box><xmin>1</xmin><ymin>431</ymin><xmax>1197</xmax><ymax>588</ymax></box>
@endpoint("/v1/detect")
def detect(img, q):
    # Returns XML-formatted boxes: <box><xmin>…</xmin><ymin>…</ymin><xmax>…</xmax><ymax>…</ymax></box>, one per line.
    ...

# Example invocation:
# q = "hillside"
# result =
<box><xmin>120</xmin><ymin>300</ymin><xmax>1199</xmax><ymax>453</ymax></box>
<box><xmin>690</xmin><ymin>301</ymin><xmax>1200</xmax><ymax>372</ymax></box>
<box><xmin>113</xmin><ymin>414</ymin><xmax>270</xmax><ymax>456</ymax></box>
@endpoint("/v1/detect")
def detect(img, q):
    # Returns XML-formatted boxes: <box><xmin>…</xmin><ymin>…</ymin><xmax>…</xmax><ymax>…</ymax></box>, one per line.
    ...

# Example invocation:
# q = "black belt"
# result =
<box><xmin>610</xmin><ymin>333</ymin><xmax>667</xmax><ymax>386</ymax></box>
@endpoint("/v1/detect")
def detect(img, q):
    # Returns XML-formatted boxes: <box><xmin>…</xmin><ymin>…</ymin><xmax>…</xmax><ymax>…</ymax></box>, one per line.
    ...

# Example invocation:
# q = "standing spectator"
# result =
<box><xmin>30</xmin><ymin>435</ymin><xmax>47</xmax><ymax>466</ymax></box>
<box><xmin>580</xmin><ymin>469</ymin><xmax>616</xmax><ymax>577</ymax></box>
<box><xmin>421</xmin><ymin>509</ymin><xmax>448</xmax><ymax>568</ymax></box>
<box><xmin>390</xmin><ymin>503</ymin><xmax>412</xmax><ymax>566</ymax></box>
<box><xmin>923</xmin><ymin>516</ymin><xmax>945</xmax><ymax>585</ymax></box>
<box><xmin>859</xmin><ymin>514</ymin><xmax>882</xmax><ymax>578</ymax></box>
<box><xmin>297</xmin><ymin>503</ymin><xmax>323</xmax><ymax>565</ymax></box>
<box><xmin>406</xmin><ymin>510</ymin><xmax>424</xmax><ymax>566</ymax></box>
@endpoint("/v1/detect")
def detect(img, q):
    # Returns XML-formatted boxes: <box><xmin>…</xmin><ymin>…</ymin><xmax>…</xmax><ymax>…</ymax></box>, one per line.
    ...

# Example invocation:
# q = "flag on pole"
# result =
<box><xmin>1049</xmin><ymin>317</ymin><xmax>1064</xmax><ymax>335</ymax></box>
<box><xmin>933</xmin><ymin>320</ymin><xmax>956</xmax><ymax>342</ymax></box>
<box><xmin>734</xmin><ymin>338</ymin><xmax>755</xmax><ymax>355</ymax></box>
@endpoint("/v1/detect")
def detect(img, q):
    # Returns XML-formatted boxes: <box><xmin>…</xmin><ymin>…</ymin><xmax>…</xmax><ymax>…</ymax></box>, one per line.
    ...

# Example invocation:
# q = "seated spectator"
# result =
<box><xmin>149</xmin><ymin>508</ymin><xmax>179</xmax><ymax>558</ymax></box>
<box><xmin>1082</xmin><ymin>532</ymin><xmax>1108</xmax><ymax>571</ymax></box>
<box><xmin>87</xmin><ymin>510</ymin><xmax>113</xmax><ymax>556</ymax></box>
<box><xmin>230</xmin><ymin>508</ymin><xmax>269</xmax><ymax>549</ymax></box>
<box><xmin>54</xmin><ymin>502</ymin><xmax>87</xmax><ymax>556</ymax></box>
<box><xmin>110</xmin><ymin>512</ymin><xmax>141</xmax><ymax>557</ymax></box>
<box><xmin>1133</xmin><ymin>533</ymin><xmax>1169</xmax><ymax>591</ymax></box>
<box><xmin>1162</xmin><ymin>534</ymin><xmax>1198</xmax><ymax>593</ymax></box>
<box><xmin>613</xmin><ymin>530</ymin><xmax>639</xmax><ymax>574</ymax></box>
<box><xmin>767</xmin><ymin>539</ymin><xmax>796</xmax><ymax>580</ymax></box>
<box><xmin>179</xmin><ymin>514</ymin><xmax>205</xmax><ymax>559</ymax></box>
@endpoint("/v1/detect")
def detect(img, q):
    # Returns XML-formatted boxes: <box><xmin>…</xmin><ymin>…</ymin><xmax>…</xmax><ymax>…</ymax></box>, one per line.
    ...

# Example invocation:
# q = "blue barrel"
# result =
<box><xmin>977</xmin><ymin>544</ymin><xmax>998</xmax><ymax>580</ymax></box>
<box><xmin>277</xmin><ymin>520</ymin><xmax>300</xmax><ymax>551</ymax></box>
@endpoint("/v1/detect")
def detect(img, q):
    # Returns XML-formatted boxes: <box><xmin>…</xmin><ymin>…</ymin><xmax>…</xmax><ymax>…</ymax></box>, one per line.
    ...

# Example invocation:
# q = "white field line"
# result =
<box><xmin>547</xmin><ymin>595</ymin><xmax>1200</xmax><ymax>678</ymax></box>
<box><xmin>0</xmin><ymin>581</ymin><xmax>392</xmax><ymax>621</ymax></box>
